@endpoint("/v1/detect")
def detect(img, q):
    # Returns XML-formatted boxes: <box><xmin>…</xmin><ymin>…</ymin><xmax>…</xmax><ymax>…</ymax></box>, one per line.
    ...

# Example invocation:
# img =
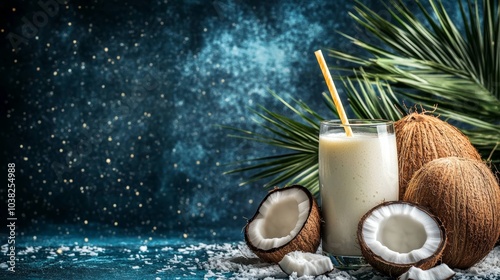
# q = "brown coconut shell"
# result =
<box><xmin>394</xmin><ymin>112</ymin><xmax>481</xmax><ymax>199</ymax></box>
<box><xmin>358</xmin><ymin>201</ymin><xmax>447</xmax><ymax>277</ymax></box>
<box><xmin>244</xmin><ymin>185</ymin><xmax>321</xmax><ymax>263</ymax></box>
<box><xmin>404</xmin><ymin>157</ymin><xmax>500</xmax><ymax>269</ymax></box>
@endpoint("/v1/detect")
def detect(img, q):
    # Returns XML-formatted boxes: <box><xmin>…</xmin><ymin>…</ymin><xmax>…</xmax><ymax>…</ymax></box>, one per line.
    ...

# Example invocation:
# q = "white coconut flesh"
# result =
<box><xmin>361</xmin><ymin>203</ymin><xmax>443</xmax><ymax>264</ymax></box>
<box><xmin>398</xmin><ymin>264</ymin><xmax>455</xmax><ymax>280</ymax></box>
<box><xmin>278</xmin><ymin>251</ymin><xmax>333</xmax><ymax>276</ymax></box>
<box><xmin>246</xmin><ymin>188</ymin><xmax>310</xmax><ymax>250</ymax></box>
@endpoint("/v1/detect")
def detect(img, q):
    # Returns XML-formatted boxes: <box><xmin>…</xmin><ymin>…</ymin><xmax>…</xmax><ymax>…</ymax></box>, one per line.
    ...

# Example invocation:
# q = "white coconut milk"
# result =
<box><xmin>319</xmin><ymin>132</ymin><xmax>399</xmax><ymax>256</ymax></box>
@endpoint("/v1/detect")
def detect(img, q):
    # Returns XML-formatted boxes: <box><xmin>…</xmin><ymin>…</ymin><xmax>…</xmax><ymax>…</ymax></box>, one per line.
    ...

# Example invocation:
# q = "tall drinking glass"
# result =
<box><xmin>319</xmin><ymin>119</ymin><xmax>399</xmax><ymax>269</ymax></box>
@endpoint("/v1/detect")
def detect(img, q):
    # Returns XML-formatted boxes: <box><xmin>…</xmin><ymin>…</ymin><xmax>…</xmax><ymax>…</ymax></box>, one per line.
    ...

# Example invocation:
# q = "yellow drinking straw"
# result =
<box><xmin>314</xmin><ymin>49</ymin><xmax>353</xmax><ymax>137</ymax></box>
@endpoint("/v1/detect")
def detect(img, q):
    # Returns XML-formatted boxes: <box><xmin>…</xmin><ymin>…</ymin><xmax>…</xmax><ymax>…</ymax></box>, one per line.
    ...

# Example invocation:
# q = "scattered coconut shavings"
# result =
<box><xmin>278</xmin><ymin>251</ymin><xmax>333</xmax><ymax>277</ymax></box>
<box><xmin>203</xmin><ymin>243</ymin><xmax>352</xmax><ymax>279</ymax></box>
<box><xmin>398</xmin><ymin>264</ymin><xmax>455</xmax><ymax>280</ymax></box>
<box><xmin>455</xmin><ymin>245</ymin><xmax>500</xmax><ymax>278</ymax></box>
<box><xmin>74</xmin><ymin>245</ymin><xmax>106</xmax><ymax>256</ymax></box>
<box><xmin>203</xmin><ymin>243</ymin><xmax>500</xmax><ymax>279</ymax></box>
<box><xmin>1</xmin><ymin>241</ymin><xmax>499</xmax><ymax>279</ymax></box>
<box><xmin>17</xmin><ymin>246</ymin><xmax>42</xmax><ymax>255</ymax></box>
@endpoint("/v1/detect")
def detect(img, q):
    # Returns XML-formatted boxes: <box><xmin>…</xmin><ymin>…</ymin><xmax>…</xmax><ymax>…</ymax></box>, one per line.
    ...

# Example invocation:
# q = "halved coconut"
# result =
<box><xmin>357</xmin><ymin>201</ymin><xmax>447</xmax><ymax>277</ymax></box>
<box><xmin>244</xmin><ymin>185</ymin><xmax>321</xmax><ymax>263</ymax></box>
<box><xmin>278</xmin><ymin>251</ymin><xmax>333</xmax><ymax>277</ymax></box>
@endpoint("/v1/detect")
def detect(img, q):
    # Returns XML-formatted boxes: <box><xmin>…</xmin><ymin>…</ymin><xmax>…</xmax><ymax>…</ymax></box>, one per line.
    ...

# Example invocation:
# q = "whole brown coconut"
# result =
<box><xmin>244</xmin><ymin>185</ymin><xmax>321</xmax><ymax>263</ymax></box>
<box><xmin>394</xmin><ymin>112</ymin><xmax>481</xmax><ymax>199</ymax></box>
<box><xmin>404</xmin><ymin>157</ymin><xmax>500</xmax><ymax>269</ymax></box>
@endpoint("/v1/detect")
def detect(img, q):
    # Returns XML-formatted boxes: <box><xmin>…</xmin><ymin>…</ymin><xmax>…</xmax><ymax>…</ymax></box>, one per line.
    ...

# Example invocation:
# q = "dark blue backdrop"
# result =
<box><xmin>0</xmin><ymin>0</ymin><xmax>424</xmax><ymax>240</ymax></box>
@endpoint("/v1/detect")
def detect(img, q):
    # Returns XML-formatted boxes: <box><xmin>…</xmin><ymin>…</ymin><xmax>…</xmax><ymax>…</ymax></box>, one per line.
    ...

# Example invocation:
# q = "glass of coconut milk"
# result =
<box><xmin>319</xmin><ymin>119</ymin><xmax>399</xmax><ymax>269</ymax></box>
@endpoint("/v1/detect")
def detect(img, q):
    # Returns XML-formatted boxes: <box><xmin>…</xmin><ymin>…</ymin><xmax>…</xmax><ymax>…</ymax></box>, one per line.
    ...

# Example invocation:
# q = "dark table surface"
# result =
<box><xmin>2</xmin><ymin>224</ymin><xmax>500</xmax><ymax>279</ymax></box>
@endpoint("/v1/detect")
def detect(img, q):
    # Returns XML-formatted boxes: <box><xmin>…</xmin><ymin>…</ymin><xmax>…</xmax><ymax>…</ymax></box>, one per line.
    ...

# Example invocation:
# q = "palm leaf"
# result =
<box><xmin>342</xmin><ymin>71</ymin><xmax>405</xmax><ymax>120</ymax></box>
<box><xmin>222</xmin><ymin>90</ymin><xmax>325</xmax><ymax>193</ymax></box>
<box><xmin>330</xmin><ymin>0</ymin><xmax>500</xmax><ymax>165</ymax></box>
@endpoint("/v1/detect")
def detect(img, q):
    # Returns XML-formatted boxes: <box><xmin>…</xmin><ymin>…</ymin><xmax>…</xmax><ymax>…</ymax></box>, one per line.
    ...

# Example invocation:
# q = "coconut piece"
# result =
<box><xmin>398</xmin><ymin>264</ymin><xmax>456</xmax><ymax>280</ymax></box>
<box><xmin>394</xmin><ymin>112</ymin><xmax>481</xmax><ymax>199</ymax></box>
<box><xmin>244</xmin><ymin>185</ymin><xmax>321</xmax><ymax>263</ymax></box>
<box><xmin>278</xmin><ymin>251</ymin><xmax>333</xmax><ymax>276</ymax></box>
<box><xmin>358</xmin><ymin>201</ymin><xmax>447</xmax><ymax>277</ymax></box>
<box><xmin>404</xmin><ymin>157</ymin><xmax>500</xmax><ymax>269</ymax></box>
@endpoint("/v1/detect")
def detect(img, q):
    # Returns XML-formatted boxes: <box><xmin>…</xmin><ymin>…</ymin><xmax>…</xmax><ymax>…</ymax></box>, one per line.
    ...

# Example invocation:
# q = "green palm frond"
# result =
<box><xmin>330</xmin><ymin>0</ymin><xmax>499</xmax><ymax>163</ymax></box>
<box><xmin>342</xmin><ymin>71</ymin><xmax>405</xmax><ymax>120</ymax></box>
<box><xmin>222</xmin><ymin>90</ymin><xmax>325</xmax><ymax>194</ymax></box>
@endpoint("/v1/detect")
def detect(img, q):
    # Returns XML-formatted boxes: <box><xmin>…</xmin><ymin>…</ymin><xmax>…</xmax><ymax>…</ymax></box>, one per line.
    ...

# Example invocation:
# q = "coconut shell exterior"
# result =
<box><xmin>404</xmin><ymin>157</ymin><xmax>500</xmax><ymax>269</ymax></box>
<box><xmin>394</xmin><ymin>113</ymin><xmax>481</xmax><ymax>199</ymax></box>
<box><xmin>357</xmin><ymin>201</ymin><xmax>447</xmax><ymax>277</ymax></box>
<box><xmin>244</xmin><ymin>185</ymin><xmax>321</xmax><ymax>263</ymax></box>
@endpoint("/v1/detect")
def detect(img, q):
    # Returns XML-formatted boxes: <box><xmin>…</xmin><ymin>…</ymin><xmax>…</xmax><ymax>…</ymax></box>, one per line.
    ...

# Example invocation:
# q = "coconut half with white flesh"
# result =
<box><xmin>358</xmin><ymin>201</ymin><xmax>447</xmax><ymax>277</ymax></box>
<box><xmin>244</xmin><ymin>185</ymin><xmax>321</xmax><ymax>264</ymax></box>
